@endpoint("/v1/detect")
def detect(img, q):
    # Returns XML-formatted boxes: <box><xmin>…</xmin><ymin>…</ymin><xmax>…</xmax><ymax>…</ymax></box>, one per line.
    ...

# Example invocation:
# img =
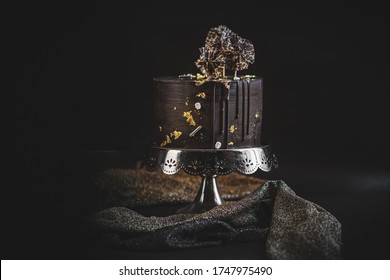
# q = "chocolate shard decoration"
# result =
<box><xmin>195</xmin><ymin>25</ymin><xmax>255</xmax><ymax>79</ymax></box>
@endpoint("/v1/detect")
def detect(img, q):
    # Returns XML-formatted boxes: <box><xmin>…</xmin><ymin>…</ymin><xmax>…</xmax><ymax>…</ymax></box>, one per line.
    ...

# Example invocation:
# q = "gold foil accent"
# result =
<box><xmin>255</xmin><ymin>111</ymin><xmax>260</xmax><ymax>118</ymax></box>
<box><xmin>185</xmin><ymin>97</ymin><xmax>189</xmax><ymax>106</ymax></box>
<box><xmin>228</xmin><ymin>141</ymin><xmax>234</xmax><ymax>146</ymax></box>
<box><xmin>196</xmin><ymin>92</ymin><xmax>206</xmax><ymax>99</ymax></box>
<box><xmin>195</xmin><ymin>73</ymin><xmax>206</xmax><ymax>86</ymax></box>
<box><xmin>229</xmin><ymin>125</ymin><xmax>237</xmax><ymax>133</ymax></box>
<box><xmin>197</xmin><ymin>73</ymin><xmax>205</xmax><ymax>80</ymax></box>
<box><xmin>166</xmin><ymin>135</ymin><xmax>171</xmax><ymax>144</ymax></box>
<box><xmin>159</xmin><ymin>126</ymin><xmax>162</xmax><ymax>132</ymax></box>
<box><xmin>170</xmin><ymin>130</ymin><xmax>182</xmax><ymax>140</ymax></box>
<box><xmin>195</xmin><ymin>80</ymin><xmax>206</xmax><ymax>86</ymax></box>
<box><xmin>183</xmin><ymin>111</ymin><xmax>196</xmax><ymax>126</ymax></box>
<box><xmin>160</xmin><ymin>141</ymin><xmax>167</xmax><ymax>147</ymax></box>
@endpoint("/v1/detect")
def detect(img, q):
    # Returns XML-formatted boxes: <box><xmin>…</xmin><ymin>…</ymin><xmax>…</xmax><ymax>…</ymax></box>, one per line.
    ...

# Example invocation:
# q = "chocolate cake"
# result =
<box><xmin>154</xmin><ymin>76</ymin><xmax>263</xmax><ymax>149</ymax></box>
<box><xmin>153</xmin><ymin>25</ymin><xmax>263</xmax><ymax>149</ymax></box>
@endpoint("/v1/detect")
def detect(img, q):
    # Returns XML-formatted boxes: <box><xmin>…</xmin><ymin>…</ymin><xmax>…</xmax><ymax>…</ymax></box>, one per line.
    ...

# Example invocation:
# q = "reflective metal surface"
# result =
<box><xmin>143</xmin><ymin>146</ymin><xmax>277</xmax><ymax>213</ymax></box>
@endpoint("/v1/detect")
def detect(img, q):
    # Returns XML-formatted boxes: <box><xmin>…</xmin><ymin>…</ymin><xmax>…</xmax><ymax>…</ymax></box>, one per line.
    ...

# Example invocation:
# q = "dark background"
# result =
<box><xmin>13</xmin><ymin>1</ymin><xmax>390</xmax><ymax>259</ymax></box>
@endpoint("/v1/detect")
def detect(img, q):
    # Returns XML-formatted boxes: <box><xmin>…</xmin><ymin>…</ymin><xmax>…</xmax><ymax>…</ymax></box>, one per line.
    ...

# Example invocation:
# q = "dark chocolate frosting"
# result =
<box><xmin>153</xmin><ymin>76</ymin><xmax>263</xmax><ymax>149</ymax></box>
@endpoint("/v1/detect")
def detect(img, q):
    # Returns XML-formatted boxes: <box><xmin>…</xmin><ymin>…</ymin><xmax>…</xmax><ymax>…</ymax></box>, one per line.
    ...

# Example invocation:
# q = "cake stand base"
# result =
<box><xmin>177</xmin><ymin>175</ymin><xmax>223</xmax><ymax>214</ymax></box>
<box><xmin>144</xmin><ymin>146</ymin><xmax>277</xmax><ymax>214</ymax></box>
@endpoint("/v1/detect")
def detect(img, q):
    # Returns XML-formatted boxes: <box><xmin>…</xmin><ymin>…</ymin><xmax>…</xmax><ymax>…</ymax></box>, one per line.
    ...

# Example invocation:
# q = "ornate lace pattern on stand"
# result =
<box><xmin>144</xmin><ymin>146</ymin><xmax>278</xmax><ymax>176</ymax></box>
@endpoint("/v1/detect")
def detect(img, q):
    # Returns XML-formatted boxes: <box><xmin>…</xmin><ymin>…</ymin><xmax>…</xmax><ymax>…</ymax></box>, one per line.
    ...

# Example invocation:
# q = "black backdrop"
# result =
<box><xmin>14</xmin><ymin>1</ymin><xmax>390</xmax><ymax>259</ymax></box>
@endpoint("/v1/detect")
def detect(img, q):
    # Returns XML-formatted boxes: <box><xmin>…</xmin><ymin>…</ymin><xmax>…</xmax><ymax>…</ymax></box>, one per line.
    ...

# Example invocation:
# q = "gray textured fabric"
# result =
<box><xmin>89</xmin><ymin>180</ymin><xmax>342</xmax><ymax>259</ymax></box>
<box><xmin>90</xmin><ymin>168</ymin><xmax>265</xmax><ymax>208</ymax></box>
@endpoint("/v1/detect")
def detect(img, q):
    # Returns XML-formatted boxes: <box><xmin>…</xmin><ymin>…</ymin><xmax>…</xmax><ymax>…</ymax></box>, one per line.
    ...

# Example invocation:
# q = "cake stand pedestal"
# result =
<box><xmin>143</xmin><ymin>146</ymin><xmax>278</xmax><ymax>214</ymax></box>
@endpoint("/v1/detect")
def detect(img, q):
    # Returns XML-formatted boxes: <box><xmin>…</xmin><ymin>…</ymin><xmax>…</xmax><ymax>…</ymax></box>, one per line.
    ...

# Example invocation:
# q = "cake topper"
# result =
<box><xmin>195</xmin><ymin>25</ymin><xmax>255</xmax><ymax>80</ymax></box>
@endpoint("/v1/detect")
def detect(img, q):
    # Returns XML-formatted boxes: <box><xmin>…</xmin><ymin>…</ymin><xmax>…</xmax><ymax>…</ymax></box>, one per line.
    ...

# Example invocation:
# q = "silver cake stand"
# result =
<box><xmin>143</xmin><ymin>145</ymin><xmax>278</xmax><ymax>213</ymax></box>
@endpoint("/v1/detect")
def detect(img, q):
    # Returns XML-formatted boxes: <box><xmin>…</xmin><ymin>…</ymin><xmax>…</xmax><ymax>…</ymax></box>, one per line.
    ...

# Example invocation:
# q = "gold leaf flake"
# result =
<box><xmin>197</xmin><ymin>73</ymin><xmax>205</xmax><ymax>80</ymax></box>
<box><xmin>159</xmin><ymin>126</ymin><xmax>162</xmax><ymax>132</ymax></box>
<box><xmin>160</xmin><ymin>141</ymin><xmax>167</xmax><ymax>147</ymax></box>
<box><xmin>195</xmin><ymin>79</ymin><xmax>206</xmax><ymax>86</ymax></box>
<box><xmin>170</xmin><ymin>130</ymin><xmax>182</xmax><ymax>140</ymax></box>
<box><xmin>228</xmin><ymin>142</ymin><xmax>234</xmax><ymax>146</ymax></box>
<box><xmin>174</xmin><ymin>106</ymin><xmax>177</xmax><ymax>110</ymax></box>
<box><xmin>255</xmin><ymin>111</ymin><xmax>260</xmax><ymax>118</ymax></box>
<box><xmin>196</xmin><ymin>92</ymin><xmax>206</xmax><ymax>99</ymax></box>
<box><xmin>229</xmin><ymin>125</ymin><xmax>237</xmax><ymax>133</ymax></box>
<box><xmin>166</xmin><ymin>135</ymin><xmax>171</xmax><ymax>144</ymax></box>
<box><xmin>185</xmin><ymin>97</ymin><xmax>189</xmax><ymax>106</ymax></box>
<box><xmin>183</xmin><ymin>111</ymin><xmax>196</xmax><ymax>126</ymax></box>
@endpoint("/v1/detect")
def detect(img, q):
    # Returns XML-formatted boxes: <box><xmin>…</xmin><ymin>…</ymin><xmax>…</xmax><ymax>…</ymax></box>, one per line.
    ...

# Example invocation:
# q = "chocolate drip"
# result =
<box><xmin>235</xmin><ymin>81</ymin><xmax>239</xmax><ymax>119</ymax></box>
<box><xmin>241</xmin><ymin>81</ymin><xmax>246</xmax><ymax>141</ymax></box>
<box><xmin>224</xmin><ymin>89</ymin><xmax>229</xmax><ymax>148</ymax></box>
<box><xmin>247</xmin><ymin>80</ymin><xmax>250</xmax><ymax>135</ymax></box>
<box><xmin>153</xmin><ymin>76</ymin><xmax>263</xmax><ymax>150</ymax></box>
<box><xmin>220</xmin><ymin>84</ymin><xmax>224</xmax><ymax>134</ymax></box>
<box><xmin>211</xmin><ymin>84</ymin><xmax>216</xmax><ymax>146</ymax></box>
<box><xmin>219</xmin><ymin>85</ymin><xmax>230</xmax><ymax>147</ymax></box>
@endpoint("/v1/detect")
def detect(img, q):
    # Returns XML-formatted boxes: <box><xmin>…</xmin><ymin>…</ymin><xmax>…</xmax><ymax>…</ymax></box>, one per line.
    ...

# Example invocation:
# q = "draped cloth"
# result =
<box><xmin>87</xmin><ymin>169</ymin><xmax>341</xmax><ymax>259</ymax></box>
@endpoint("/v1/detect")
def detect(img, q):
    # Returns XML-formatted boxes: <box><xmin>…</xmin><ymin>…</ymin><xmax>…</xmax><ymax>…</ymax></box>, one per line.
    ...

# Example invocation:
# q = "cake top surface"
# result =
<box><xmin>154</xmin><ymin>75</ymin><xmax>260</xmax><ymax>83</ymax></box>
